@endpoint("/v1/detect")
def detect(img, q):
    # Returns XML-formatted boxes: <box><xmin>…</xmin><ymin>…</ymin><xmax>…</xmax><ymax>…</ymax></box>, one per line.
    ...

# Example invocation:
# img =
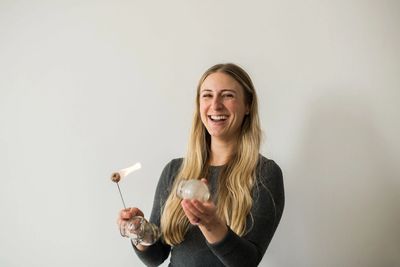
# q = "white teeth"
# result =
<box><xmin>210</xmin><ymin>115</ymin><xmax>228</xmax><ymax>121</ymax></box>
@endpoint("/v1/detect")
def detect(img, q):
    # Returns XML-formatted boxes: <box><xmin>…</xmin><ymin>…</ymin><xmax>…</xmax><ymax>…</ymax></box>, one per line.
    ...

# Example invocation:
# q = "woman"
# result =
<box><xmin>118</xmin><ymin>63</ymin><xmax>285</xmax><ymax>266</ymax></box>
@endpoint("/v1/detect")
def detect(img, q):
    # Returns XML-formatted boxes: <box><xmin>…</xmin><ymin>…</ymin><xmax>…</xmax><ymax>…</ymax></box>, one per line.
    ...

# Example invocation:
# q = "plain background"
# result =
<box><xmin>1</xmin><ymin>1</ymin><xmax>399</xmax><ymax>266</ymax></box>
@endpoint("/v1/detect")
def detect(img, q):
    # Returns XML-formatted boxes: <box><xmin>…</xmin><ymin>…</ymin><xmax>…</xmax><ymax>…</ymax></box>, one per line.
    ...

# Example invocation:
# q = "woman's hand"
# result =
<box><xmin>118</xmin><ymin>207</ymin><xmax>144</xmax><ymax>223</ymax></box>
<box><xmin>180</xmin><ymin>179</ymin><xmax>228</xmax><ymax>244</ymax></box>
<box><xmin>117</xmin><ymin>207</ymin><xmax>148</xmax><ymax>251</ymax></box>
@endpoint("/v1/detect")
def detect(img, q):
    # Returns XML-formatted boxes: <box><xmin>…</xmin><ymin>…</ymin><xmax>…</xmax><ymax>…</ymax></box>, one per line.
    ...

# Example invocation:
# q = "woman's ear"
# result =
<box><xmin>245</xmin><ymin>105</ymin><xmax>250</xmax><ymax>115</ymax></box>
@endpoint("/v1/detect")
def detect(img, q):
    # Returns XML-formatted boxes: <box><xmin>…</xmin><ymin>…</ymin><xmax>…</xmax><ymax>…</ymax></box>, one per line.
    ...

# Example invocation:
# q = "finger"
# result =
<box><xmin>119</xmin><ymin>207</ymin><xmax>144</xmax><ymax>219</ymax></box>
<box><xmin>191</xmin><ymin>199</ymin><xmax>206</xmax><ymax>213</ymax></box>
<box><xmin>130</xmin><ymin>207</ymin><xmax>144</xmax><ymax>217</ymax></box>
<box><xmin>120</xmin><ymin>209</ymin><xmax>133</xmax><ymax>219</ymax></box>
<box><xmin>182</xmin><ymin>199</ymin><xmax>204</xmax><ymax>219</ymax></box>
<box><xmin>194</xmin><ymin>198</ymin><xmax>217</xmax><ymax>216</ymax></box>
<box><xmin>200</xmin><ymin>178</ymin><xmax>208</xmax><ymax>185</ymax></box>
<box><xmin>181</xmin><ymin>200</ymin><xmax>202</xmax><ymax>225</ymax></box>
<box><xmin>117</xmin><ymin>216</ymin><xmax>129</xmax><ymax>226</ymax></box>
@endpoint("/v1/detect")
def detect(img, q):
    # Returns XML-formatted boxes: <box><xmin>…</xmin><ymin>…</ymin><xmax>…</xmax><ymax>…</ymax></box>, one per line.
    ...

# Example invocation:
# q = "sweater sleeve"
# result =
<box><xmin>133</xmin><ymin>159</ymin><xmax>182</xmax><ymax>266</ymax></box>
<box><xmin>206</xmin><ymin>159</ymin><xmax>285</xmax><ymax>267</ymax></box>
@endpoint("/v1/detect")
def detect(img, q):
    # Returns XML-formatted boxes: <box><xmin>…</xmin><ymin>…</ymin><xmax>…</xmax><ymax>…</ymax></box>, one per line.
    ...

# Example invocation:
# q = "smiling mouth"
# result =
<box><xmin>208</xmin><ymin>115</ymin><xmax>228</xmax><ymax>122</ymax></box>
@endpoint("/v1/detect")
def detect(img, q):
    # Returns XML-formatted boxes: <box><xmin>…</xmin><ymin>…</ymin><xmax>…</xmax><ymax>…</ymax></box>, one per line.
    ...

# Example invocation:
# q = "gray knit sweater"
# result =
<box><xmin>134</xmin><ymin>155</ymin><xmax>285</xmax><ymax>267</ymax></box>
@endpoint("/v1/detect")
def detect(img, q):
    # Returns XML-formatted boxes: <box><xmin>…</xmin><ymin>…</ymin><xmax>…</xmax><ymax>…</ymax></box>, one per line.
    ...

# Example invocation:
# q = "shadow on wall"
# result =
<box><xmin>281</xmin><ymin>92</ymin><xmax>400</xmax><ymax>267</ymax></box>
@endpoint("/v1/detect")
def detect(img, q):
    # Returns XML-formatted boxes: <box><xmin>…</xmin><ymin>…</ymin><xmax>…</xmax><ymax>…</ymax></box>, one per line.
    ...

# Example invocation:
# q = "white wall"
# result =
<box><xmin>1</xmin><ymin>1</ymin><xmax>399</xmax><ymax>266</ymax></box>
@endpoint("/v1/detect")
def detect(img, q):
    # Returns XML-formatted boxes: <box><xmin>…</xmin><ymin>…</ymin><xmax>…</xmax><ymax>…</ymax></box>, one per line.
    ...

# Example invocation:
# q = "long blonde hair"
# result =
<box><xmin>160</xmin><ymin>63</ymin><xmax>262</xmax><ymax>245</ymax></box>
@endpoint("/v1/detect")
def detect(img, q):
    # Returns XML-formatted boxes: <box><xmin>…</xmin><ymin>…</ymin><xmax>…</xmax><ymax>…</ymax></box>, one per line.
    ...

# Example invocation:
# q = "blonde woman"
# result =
<box><xmin>118</xmin><ymin>63</ymin><xmax>285</xmax><ymax>266</ymax></box>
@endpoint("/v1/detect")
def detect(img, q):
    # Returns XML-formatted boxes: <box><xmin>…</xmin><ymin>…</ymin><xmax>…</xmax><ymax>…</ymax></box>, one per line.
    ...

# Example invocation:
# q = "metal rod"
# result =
<box><xmin>116</xmin><ymin>182</ymin><xmax>127</xmax><ymax>209</ymax></box>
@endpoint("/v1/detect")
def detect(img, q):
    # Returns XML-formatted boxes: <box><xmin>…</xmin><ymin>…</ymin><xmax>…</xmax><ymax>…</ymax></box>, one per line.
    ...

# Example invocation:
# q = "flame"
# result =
<box><xmin>111</xmin><ymin>162</ymin><xmax>141</xmax><ymax>182</ymax></box>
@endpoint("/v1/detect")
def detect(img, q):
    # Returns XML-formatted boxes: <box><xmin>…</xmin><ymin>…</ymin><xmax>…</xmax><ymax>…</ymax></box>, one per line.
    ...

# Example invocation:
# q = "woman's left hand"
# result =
<box><xmin>180</xmin><ymin>179</ymin><xmax>228</xmax><ymax>243</ymax></box>
<box><xmin>181</xmin><ymin>198</ymin><xmax>218</xmax><ymax>227</ymax></box>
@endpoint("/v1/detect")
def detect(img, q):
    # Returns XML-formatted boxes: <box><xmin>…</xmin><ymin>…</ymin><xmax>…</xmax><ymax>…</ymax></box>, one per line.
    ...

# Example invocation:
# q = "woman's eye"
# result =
<box><xmin>202</xmin><ymin>94</ymin><xmax>212</xmax><ymax>98</ymax></box>
<box><xmin>223</xmin><ymin>93</ymin><xmax>234</xmax><ymax>98</ymax></box>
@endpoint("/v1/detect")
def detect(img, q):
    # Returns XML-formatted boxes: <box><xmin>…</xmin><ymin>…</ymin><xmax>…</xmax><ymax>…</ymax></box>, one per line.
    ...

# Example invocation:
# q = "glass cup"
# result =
<box><xmin>177</xmin><ymin>179</ymin><xmax>210</xmax><ymax>201</ymax></box>
<box><xmin>120</xmin><ymin>216</ymin><xmax>161</xmax><ymax>246</ymax></box>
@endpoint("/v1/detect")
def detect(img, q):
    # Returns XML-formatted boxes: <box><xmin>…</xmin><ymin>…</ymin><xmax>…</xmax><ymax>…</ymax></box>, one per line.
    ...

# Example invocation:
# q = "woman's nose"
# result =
<box><xmin>211</xmin><ymin>96</ymin><xmax>223</xmax><ymax>110</ymax></box>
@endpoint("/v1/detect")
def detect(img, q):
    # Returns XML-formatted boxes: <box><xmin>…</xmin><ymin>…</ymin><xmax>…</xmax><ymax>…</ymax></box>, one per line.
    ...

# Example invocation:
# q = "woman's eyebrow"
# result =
<box><xmin>200</xmin><ymin>89</ymin><xmax>236</xmax><ymax>92</ymax></box>
<box><xmin>221</xmin><ymin>89</ymin><xmax>236</xmax><ymax>93</ymax></box>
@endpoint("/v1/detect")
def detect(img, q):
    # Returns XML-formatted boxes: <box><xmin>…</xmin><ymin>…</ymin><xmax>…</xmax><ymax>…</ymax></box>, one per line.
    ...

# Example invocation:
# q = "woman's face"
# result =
<box><xmin>199</xmin><ymin>72</ymin><xmax>249</xmax><ymax>142</ymax></box>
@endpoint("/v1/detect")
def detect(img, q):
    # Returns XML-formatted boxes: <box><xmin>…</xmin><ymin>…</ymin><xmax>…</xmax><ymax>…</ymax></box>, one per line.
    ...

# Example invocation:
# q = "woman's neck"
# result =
<box><xmin>209</xmin><ymin>138</ymin><xmax>237</xmax><ymax>166</ymax></box>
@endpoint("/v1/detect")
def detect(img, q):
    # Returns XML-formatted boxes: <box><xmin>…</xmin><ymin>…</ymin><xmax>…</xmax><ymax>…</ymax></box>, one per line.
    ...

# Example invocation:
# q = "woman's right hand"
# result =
<box><xmin>117</xmin><ymin>207</ymin><xmax>149</xmax><ymax>251</ymax></box>
<box><xmin>117</xmin><ymin>207</ymin><xmax>144</xmax><ymax>225</ymax></box>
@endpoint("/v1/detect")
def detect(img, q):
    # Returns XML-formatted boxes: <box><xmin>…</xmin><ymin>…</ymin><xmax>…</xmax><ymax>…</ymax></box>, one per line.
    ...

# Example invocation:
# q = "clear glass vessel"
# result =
<box><xmin>120</xmin><ymin>216</ymin><xmax>161</xmax><ymax>246</ymax></box>
<box><xmin>177</xmin><ymin>179</ymin><xmax>210</xmax><ymax>201</ymax></box>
